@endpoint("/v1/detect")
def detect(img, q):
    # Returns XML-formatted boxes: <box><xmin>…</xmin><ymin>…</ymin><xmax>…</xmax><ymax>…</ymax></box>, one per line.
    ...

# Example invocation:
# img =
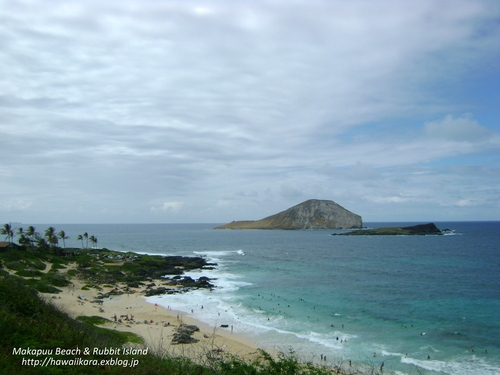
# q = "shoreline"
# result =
<box><xmin>46</xmin><ymin>274</ymin><xmax>260</xmax><ymax>362</ymax></box>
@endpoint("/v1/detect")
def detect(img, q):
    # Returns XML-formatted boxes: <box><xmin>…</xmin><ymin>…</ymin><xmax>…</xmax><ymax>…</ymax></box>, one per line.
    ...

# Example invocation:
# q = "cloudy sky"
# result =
<box><xmin>1</xmin><ymin>0</ymin><xmax>499</xmax><ymax>224</ymax></box>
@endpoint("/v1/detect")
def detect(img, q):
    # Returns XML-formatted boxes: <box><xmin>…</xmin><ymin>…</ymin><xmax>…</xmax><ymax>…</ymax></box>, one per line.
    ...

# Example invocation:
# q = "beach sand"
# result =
<box><xmin>44</xmin><ymin>274</ymin><xmax>259</xmax><ymax>363</ymax></box>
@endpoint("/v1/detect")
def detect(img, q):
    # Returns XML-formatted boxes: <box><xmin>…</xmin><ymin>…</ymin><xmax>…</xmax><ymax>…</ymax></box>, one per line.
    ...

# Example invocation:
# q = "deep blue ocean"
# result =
<box><xmin>30</xmin><ymin>221</ymin><xmax>500</xmax><ymax>374</ymax></box>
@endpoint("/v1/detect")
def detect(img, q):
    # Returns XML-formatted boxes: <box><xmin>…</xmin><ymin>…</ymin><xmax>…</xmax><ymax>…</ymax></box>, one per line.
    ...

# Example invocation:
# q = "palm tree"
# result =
<box><xmin>18</xmin><ymin>234</ymin><xmax>31</xmax><ymax>247</ymax></box>
<box><xmin>77</xmin><ymin>235</ymin><xmax>84</xmax><ymax>249</ymax></box>
<box><xmin>15</xmin><ymin>227</ymin><xmax>27</xmax><ymax>249</ymax></box>
<box><xmin>36</xmin><ymin>237</ymin><xmax>49</xmax><ymax>251</ymax></box>
<box><xmin>16</xmin><ymin>227</ymin><xmax>24</xmax><ymax>242</ymax></box>
<box><xmin>57</xmin><ymin>230</ymin><xmax>70</xmax><ymax>248</ymax></box>
<box><xmin>44</xmin><ymin>227</ymin><xmax>58</xmax><ymax>247</ymax></box>
<box><xmin>83</xmin><ymin>232</ymin><xmax>89</xmax><ymax>249</ymax></box>
<box><xmin>25</xmin><ymin>226</ymin><xmax>39</xmax><ymax>247</ymax></box>
<box><xmin>1</xmin><ymin>223</ymin><xmax>14</xmax><ymax>242</ymax></box>
<box><xmin>89</xmin><ymin>235</ymin><xmax>98</xmax><ymax>249</ymax></box>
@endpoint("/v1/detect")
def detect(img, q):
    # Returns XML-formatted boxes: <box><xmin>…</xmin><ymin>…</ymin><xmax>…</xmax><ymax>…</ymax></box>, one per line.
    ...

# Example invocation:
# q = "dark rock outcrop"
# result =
<box><xmin>143</xmin><ymin>276</ymin><xmax>215</xmax><ymax>296</ymax></box>
<box><xmin>171</xmin><ymin>324</ymin><xmax>200</xmax><ymax>344</ymax></box>
<box><xmin>215</xmin><ymin>199</ymin><xmax>362</xmax><ymax>230</ymax></box>
<box><xmin>144</xmin><ymin>287</ymin><xmax>172</xmax><ymax>296</ymax></box>
<box><xmin>176</xmin><ymin>276</ymin><xmax>215</xmax><ymax>289</ymax></box>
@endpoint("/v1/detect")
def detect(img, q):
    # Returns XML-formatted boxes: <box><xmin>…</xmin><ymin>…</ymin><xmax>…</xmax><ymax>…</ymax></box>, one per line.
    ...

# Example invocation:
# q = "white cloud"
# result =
<box><xmin>363</xmin><ymin>195</ymin><xmax>410</xmax><ymax>204</ymax></box>
<box><xmin>0</xmin><ymin>0</ymin><xmax>499</xmax><ymax>223</ymax></box>
<box><xmin>150</xmin><ymin>201</ymin><xmax>184</xmax><ymax>213</ymax></box>
<box><xmin>455</xmin><ymin>199</ymin><xmax>478</xmax><ymax>207</ymax></box>
<box><xmin>0</xmin><ymin>199</ymin><xmax>33</xmax><ymax>211</ymax></box>
<box><xmin>425</xmin><ymin>114</ymin><xmax>491</xmax><ymax>141</ymax></box>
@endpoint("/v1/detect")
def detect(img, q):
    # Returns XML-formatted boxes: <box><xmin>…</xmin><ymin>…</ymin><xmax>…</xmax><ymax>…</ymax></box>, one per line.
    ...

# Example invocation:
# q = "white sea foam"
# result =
<box><xmin>193</xmin><ymin>249</ymin><xmax>245</xmax><ymax>258</ymax></box>
<box><xmin>182</xmin><ymin>268</ymin><xmax>252</xmax><ymax>292</ymax></box>
<box><xmin>145</xmin><ymin>246</ymin><xmax>365</xmax><ymax>357</ymax></box>
<box><xmin>148</xmin><ymin>281</ymin><xmax>360</xmax><ymax>356</ymax></box>
<box><xmin>381</xmin><ymin>350</ymin><xmax>404</xmax><ymax>357</ymax></box>
<box><xmin>145</xmin><ymin>247</ymin><xmax>258</xmax><ymax>335</ymax></box>
<box><xmin>401</xmin><ymin>354</ymin><xmax>500</xmax><ymax>375</ymax></box>
<box><xmin>293</xmin><ymin>330</ymin><xmax>357</xmax><ymax>350</ymax></box>
<box><xmin>176</xmin><ymin>248</ymin><xmax>254</xmax><ymax>292</ymax></box>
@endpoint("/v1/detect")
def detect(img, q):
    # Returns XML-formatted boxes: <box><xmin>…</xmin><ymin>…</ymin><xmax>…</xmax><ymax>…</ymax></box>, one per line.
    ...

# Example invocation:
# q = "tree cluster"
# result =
<box><xmin>1</xmin><ymin>223</ymin><xmax>98</xmax><ymax>249</ymax></box>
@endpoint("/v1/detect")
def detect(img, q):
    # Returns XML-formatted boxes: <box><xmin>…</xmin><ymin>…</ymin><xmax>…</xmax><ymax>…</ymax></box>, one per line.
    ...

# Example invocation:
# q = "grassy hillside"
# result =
<box><xmin>214</xmin><ymin>218</ymin><xmax>291</xmax><ymax>230</ymax></box>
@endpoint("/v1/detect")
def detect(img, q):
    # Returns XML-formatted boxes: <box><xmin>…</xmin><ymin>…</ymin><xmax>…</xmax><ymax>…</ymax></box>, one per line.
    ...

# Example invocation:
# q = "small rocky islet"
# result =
<box><xmin>332</xmin><ymin>223</ymin><xmax>448</xmax><ymax>236</ymax></box>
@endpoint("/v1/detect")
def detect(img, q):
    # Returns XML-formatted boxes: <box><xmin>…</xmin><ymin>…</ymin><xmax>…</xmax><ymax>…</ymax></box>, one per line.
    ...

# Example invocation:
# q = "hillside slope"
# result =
<box><xmin>215</xmin><ymin>199</ymin><xmax>362</xmax><ymax>230</ymax></box>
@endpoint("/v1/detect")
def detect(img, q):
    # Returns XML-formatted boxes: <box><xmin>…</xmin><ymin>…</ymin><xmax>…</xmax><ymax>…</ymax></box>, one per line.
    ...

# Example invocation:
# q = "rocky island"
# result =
<box><xmin>215</xmin><ymin>199</ymin><xmax>362</xmax><ymax>230</ymax></box>
<box><xmin>333</xmin><ymin>223</ymin><xmax>444</xmax><ymax>236</ymax></box>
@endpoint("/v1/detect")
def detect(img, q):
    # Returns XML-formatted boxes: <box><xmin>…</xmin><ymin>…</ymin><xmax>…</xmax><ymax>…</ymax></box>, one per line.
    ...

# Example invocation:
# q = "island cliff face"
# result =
<box><xmin>215</xmin><ymin>199</ymin><xmax>362</xmax><ymax>230</ymax></box>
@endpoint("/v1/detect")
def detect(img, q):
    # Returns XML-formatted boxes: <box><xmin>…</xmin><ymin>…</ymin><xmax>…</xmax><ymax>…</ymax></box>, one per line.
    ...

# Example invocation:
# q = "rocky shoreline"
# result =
<box><xmin>74</xmin><ymin>248</ymin><xmax>218</xmax><ymax>290</ymax></box>
<box><xmin>1</xmin><ymin>244</ymin><xmax>261</xmax><ymax>352</ymax></box>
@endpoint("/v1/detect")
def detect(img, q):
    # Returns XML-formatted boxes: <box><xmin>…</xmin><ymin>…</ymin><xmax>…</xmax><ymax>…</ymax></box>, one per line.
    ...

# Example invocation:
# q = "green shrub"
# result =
<box><xmin>4</xmin><ymin>261</ymin><xmax>24</xmax><ymax>271</ymax></box>
<box><xmin>41</xmin><ymin>272</ymin><xmax>71</xmax><ymax>287</ymax></box>
<box><xmin>0</xmin><ymin>250</ymin><xmax>23</xmax><ymax>262</ymax></box>
<box><xmin>66</xmin><ymin>269</ymin><xmax>78</xmax><ymax>276</ymax></box>
<box><xmin>15</xmin><ymin>269</ymin><xmax>44</xmax><ymax>278</ymax></box>
<box><xmin>35</xmin><ymin>282</ymin><xmax>62</xmax><ymax>294</ymax></box>
<box><xmin>77</xmin><ymin>258</ymin><xmax>93</xmax><ymax>268</ymax></box>
<box><xmin>26</xmin><ymin>259</ymin><xmax>46</xmax><ymax>270</ymax></box>
<box><xmin>51</xmin><ymin>263</ymin><xmax>67</xmax><ymax>270</ymax></box>
<box><xmin>50</xmin><ymin>256</ymin><xmax>68</xmax><ymax>265</ymax></box>
<box><xmin>76</xmin><ymin>315</ymin><xmax>112</xmax><ymax>325</ymax></box>
<box><xmin>24</xmin><ymin>279</ymin><xmax>62</xmax><ymax>294</ymax></box>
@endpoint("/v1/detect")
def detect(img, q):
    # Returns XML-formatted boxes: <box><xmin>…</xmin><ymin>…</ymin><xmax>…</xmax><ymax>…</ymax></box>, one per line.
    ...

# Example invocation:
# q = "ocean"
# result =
<box><xmin>29</xmin><ymin>221</ymin><xmax>500</xmax><ymax>374</ymax></box>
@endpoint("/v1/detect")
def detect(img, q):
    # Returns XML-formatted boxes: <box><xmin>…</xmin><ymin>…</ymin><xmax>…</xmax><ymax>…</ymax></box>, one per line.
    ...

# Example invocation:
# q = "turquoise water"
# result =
<box><xmin>32</xmin><ymin>222</ymin><xmax>500</xmax><ymax>374</ymax></box>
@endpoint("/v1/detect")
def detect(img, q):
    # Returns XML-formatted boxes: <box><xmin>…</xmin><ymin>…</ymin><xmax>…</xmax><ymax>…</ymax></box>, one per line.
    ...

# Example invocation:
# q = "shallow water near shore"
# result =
<box><xmin>35</xmin><ymin>221</ymin><xmax>500</xmax><ymax>374</ymax></box>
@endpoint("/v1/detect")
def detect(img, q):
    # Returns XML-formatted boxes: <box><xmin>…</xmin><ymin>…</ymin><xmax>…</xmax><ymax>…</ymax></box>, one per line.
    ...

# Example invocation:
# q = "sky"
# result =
<box><xmin>1</xmin><ymin>0</ymin><xmax>499</xmax><ymax>224</ymax></box>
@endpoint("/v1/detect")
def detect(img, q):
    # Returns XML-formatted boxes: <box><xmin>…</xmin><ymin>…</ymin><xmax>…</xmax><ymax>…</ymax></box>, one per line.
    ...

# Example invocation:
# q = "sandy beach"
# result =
<box><xmin>44</xmin><ymin>273</ymin><xmax>259</xmax><ymax>363</ymax></box>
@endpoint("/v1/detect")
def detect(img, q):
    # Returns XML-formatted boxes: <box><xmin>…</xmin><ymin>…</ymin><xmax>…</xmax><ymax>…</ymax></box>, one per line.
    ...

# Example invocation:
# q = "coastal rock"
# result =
<box><xmin>171</xmin><ymin>332</ymin><xmax>199</xmax><ymax>344</ymax></box>
<box><xmin>214</xmin><ymin>199</ymin><xmax>362</xmax><ymax>230</ymax></box>
<box><xmin>144</xmin><ymin>287</ymin><xmax>170</xmax><ymax>297</ymax></box>
<box><xmin>177</xmin><ymin>276</ymin><xmax>215</xmax><ymax>289</ymax></box>
<box><xmin>180</xmin><ymin>323</ymin><xmax>200</xmax><ymax>332</ymax></box>
<box><xmin>334</xmin><ymin>223</ymin><xmax>443</xmax><ymax>236</ymax></box>
<box><xmin>171</xmin><ymin>324</ymin><xmax>200</xmax><ymax>344</ymax></box>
